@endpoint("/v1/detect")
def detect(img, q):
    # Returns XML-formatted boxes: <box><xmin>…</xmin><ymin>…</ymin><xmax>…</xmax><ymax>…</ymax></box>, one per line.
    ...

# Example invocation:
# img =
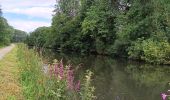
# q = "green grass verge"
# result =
<box><xmin>17</xmin><ymin>44</ymin><xmax>95</xmax><ymax>100</ymax></box>
<box><xmin>0</xmin><ymin>45</ymin><xmax>23</xmax><ymax>100</ymax></box>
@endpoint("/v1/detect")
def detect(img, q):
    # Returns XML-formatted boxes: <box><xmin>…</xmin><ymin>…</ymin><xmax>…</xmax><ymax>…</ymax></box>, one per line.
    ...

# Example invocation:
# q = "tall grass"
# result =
<box><xmin>17</xmin><ymin>44</ymin><xmax>45</xmax><ymax>99</ymax></box>
<box><xmin>17</xmin><ymin>44</ymin><xmax>95</xmax><ymax>100</ymax></box>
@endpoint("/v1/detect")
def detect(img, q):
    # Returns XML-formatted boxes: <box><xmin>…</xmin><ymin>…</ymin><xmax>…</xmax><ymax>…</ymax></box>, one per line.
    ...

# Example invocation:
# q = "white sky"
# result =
<box><xmin>0</xmin><ymin>0</ymin><xmax>56</xmax><ymax>32</ymax></box>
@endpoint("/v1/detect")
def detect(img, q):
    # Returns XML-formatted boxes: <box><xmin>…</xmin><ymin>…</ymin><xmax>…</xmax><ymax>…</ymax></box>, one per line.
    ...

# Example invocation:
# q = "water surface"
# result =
<box><xmin>42</xmin><ymin>49</ymin><xmax>170</xmax><ymax>100</ymax></box>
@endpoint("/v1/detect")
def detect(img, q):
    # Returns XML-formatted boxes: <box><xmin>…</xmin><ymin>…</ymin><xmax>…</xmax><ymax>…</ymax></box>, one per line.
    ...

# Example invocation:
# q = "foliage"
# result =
<box><xmin>27</xmin><ymin>27</ymin><xmax>50</xmax><ymax>47</ymax></box>
<box><xmin>17</xmin><ymin>44</ymin><xmax>45</xmax><ymax>99</ymax></box>
<box><xmin>116</xmin><ymin>0</ymin><xmax>170</xmax><ymax>63</ymax></box>
<box><xmin>128</xmin><ymin>38</ymin><xmax>170</xmax><ymax>64</ymax></box>
<box><xmin>12</xmin><ymin>29</ymin><xmax>27</xmax><ymax>43</ymax></box>
<box><xmin>81</xmin><ymin>70</ymin><xmax>95</xmax><ymax>100</ymax></box>
<box><xmin>128</xmin><ymin>38</ymin><xmax>144</xmax><ymax>59</ymax></box>
<box><xmin>17</xmin><ymin>44</ymin><xmax>95</xmax><ymax>99</ymax></box>
<box><xmin>0</xmin><ymin>5</ymin><xmax>2</xmax><ymax>16</ymax></box>
<box><xmin>141</xmin><ymin>39</ymin><xmax>170</xmax><ymax>64</ymax></box>
<box><xmin>49</xmin><ymin>14</ymin><xmax>80</xmax><ymax>50</ymax></box>
<box><xmin>81</xmin><ymin>0</ymin><xmax>116</xmax><ymax>54</ymax></box>
<box><xmin>0</xmin><ymin>17</ymin><xmax>14</xmax><ymax>46</ymax></box>
<box><xmin>47</xmin><ymin>61</ymin><xmax>95</xmax><ymax>100</ymax></box>
<box><xmin>26</xmin><ymin>0</ymin><xmax>170</xmax><ymax>64</ymax></box>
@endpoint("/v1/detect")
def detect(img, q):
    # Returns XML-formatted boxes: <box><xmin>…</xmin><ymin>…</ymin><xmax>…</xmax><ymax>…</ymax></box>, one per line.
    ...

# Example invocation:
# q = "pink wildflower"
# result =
<box><xmin>161</xmin><ymin>93</ymin><xmax>167</xmax><ymax>100</ymax></box>
<box><xmin>75</xmin><ymin>80</ymin><xmax>80</xmax><ymax>92</ymax></box>
<box><xmin>59</xmin><ymin>60</ymin><xmax>64</xmax><ymax>79</ymax></box>
<box><xmin>67</xmin><ymin>69</ymin><xmax>74</xmax><ymax>90</ymax></box>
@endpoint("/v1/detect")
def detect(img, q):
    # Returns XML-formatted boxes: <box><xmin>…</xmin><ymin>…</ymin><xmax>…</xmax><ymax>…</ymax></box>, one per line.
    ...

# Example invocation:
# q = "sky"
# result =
<box><xmin>0</xmin><ymin>0</ymin><xmax>56</xmax><ymax>32</ymax></box>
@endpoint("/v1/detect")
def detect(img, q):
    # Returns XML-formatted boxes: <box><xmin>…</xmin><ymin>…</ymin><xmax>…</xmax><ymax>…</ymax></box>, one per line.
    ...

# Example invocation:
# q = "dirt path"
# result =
<box><xmin>0</xmin><ymin>44</ymin><xmax>15</xmax><ymax>60</ymax></box>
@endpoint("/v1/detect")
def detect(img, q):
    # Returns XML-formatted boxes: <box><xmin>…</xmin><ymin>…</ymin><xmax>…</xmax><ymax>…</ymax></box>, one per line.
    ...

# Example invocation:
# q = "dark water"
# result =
<box><xmin>42</xmin><ymin>49</ymin><xmax>170</xmax><ymax>100</ymax></box>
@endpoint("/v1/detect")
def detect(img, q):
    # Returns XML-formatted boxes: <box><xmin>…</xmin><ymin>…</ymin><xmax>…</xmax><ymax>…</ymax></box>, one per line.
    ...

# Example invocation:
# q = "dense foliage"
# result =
<box><xmin>26</xmin><ymin>27</ymin><xmax>50</xmax><ymax>47</ymax></box>
<box><xmin>0</xmin><ymin>17</ymin><xmax>14</xmax><ymax>46</ymax></box>
<box><xmin>27</xmin><ymin>0</ymin><xmax>170</xmax><ymax>64</ymax></box>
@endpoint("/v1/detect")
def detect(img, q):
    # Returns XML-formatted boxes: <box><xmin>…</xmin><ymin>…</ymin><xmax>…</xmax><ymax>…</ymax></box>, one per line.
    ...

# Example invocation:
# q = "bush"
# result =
<box><xmin>142</xmin><ymin>39</ymin><xmax>170</xmax><ymax>64</ymax></box>
<box><xmin>128</xmin><ymin>38</ymin><xmax>144</xmax><ymax>59</ymax></box>
<box><xmin>128</xmin><ymin>38</ymin><xmax>170</xmax><ymax>64</ymax></box>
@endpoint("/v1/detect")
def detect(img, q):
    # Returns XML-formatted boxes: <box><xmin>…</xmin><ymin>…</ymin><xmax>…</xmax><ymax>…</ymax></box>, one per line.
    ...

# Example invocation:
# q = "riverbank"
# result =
<box><xmin>17</xmin><ymin>44</ymin><xmax>95</xmax><ymax>99</ymax></box>
<box><xmin>0</xmin><ymin>46</ymin><xmax>23</xmax><ymax>99</ymax></box>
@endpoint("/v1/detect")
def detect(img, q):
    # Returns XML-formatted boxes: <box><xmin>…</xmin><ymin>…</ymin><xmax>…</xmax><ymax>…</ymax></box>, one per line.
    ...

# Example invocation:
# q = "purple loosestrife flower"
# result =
<box><xmin>54</xmin><ymin>63</ymin><xmax>59</xmax><ymax>78</ymax></box>
<box><xmin>67</xmin><ymin>69</ymin><xmax>74</xmax><ymax>90</ymax></box>
<box><xmin>59</xmin><ymin>60</ymin><xmax>64</xmax><ymax>79</ymax></box>
<box><xmin>161</xmin><ymin>93</ymin><xmax>167</xmax><ymax>100</ymax></box>
<box><xmin>75</xmin><ymin>80</ymin><xmax>80</xmax><ymax>92</ymax></box>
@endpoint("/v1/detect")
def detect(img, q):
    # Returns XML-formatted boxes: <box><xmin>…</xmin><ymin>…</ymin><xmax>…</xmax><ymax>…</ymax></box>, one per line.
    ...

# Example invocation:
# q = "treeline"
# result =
<box><xmin>0</xmin><ymin>6</ymin><xmax>27</xmax><ymax>46</ymax></box>
<box><xmin>27</xmin><ymin>0</ymin><xmax>170</xmax><ymax>64</ymax></box>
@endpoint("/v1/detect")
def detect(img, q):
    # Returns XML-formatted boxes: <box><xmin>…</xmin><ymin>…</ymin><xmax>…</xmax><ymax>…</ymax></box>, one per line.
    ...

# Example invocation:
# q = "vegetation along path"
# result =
<box><xmin>0</xmin><ymin>44</ymin><xmax>23</xmax><ymax>100</ymax></box>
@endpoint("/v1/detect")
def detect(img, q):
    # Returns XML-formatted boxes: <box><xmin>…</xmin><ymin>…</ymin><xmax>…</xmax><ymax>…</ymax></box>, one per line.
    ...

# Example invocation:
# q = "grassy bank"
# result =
<box><xmin>17</xmin><ymin>44</ymin><xmax>95</xmax><ymax>100</ymax></box>
<box><xmin>0</xmin><ymin>46</ymin><xmax>23</xmax><ymax>100</ymax></box>
<box><xmin>17</xmin><ymin>44</ymin><xmax>46</xmax><ymax>99</ymax></box>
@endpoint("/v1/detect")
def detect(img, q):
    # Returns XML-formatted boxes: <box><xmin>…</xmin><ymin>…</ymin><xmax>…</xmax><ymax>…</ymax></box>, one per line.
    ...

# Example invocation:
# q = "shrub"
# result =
<box><xmin>142</xmin><ymin>39</ymin><xmax>170</xmax><ymax>64</ymax></box>
<box><xmin>128</xmin><ymin>38</ymin><xmax>143</xmax><ymax>59</ymax></box>
<box><xmin>128</xmin><ymin>38</ymin><xmax>170</xmax><ymax>64</ymax></box>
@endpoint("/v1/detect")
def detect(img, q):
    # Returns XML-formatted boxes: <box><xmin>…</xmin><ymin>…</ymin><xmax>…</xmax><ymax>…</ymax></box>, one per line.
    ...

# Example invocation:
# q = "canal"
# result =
<box><xmin>42</xmin><ymin>49</ymin><xmax>170</xmax><ymax>100</ymax></box>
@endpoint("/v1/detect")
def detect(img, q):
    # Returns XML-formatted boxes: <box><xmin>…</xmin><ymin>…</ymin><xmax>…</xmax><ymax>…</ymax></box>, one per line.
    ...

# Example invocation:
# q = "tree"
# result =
<box><xmin>54</xmin><ymin>0</ymin><xmax>80</xmax><ymax>17</ymax></box>
<box><xmin>0</xmin><ymin>5</ymin><xmax>2</xmax><ymax>17</ymax></box>
<box><xmin>29</xmin><ymin>0</ymin><xmax>170</xmax><ymax>64</ymax></box>
<box><xmin>117</xmin><ymin>0</ymin><xmax>170</xmax><ymax>64</ymax></box>
<box><xmin>81</xmin><ymin>0</ymin><xmax>117</xmax><ymax>54</ymax></box>
<box><xmin>0</xmin><ymin>17</ymin><xmax>14</xmax><ymax>46</ymax></box>
<box><xmin>12</xmin><ymin>29</ymin><xmax>27</xmax><ymax>43</ymax></box>
<box><xmin>27</xmin><ymin>27</ymin><xmax>50</xmax><ymax>47</ymax></box>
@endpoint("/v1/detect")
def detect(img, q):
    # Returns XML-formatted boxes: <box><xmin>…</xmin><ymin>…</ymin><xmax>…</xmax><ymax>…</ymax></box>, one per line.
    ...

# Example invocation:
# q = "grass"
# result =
<box><xmin>0</xmin><ymin>46</ymin><xmax>23</xmax><ymax>100</ymax></box>
<box><xmin>17</xmin><ymin>44</ymin><xmax>95</xmax><ymax>100</ymax></box>
<box><xmin>0</xmin><ymin>44</ymin><xmax>95</xmax><ymax>99</ymax></box>
<box><xmin>17</xmin><ymin>44</ymin><xmax>46</xmax><ymax>100</ymax></box>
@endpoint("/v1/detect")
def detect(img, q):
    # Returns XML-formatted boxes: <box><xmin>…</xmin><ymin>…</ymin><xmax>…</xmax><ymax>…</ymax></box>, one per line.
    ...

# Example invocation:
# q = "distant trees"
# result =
<box><xmin>0</xmin><ymin>17</ymin><xmax>14</xmax><ymax>46</ymax></box>
<box><xmin>0</xmin><ymin>5</ymin><xmax>2</xmax><ymax>17</ymax></box>
<box><xmin>27</xmin><ymin>0</ymin><xmax>170</xmax><ymax>64</ymax></box>
<box><xmin>12</xmin><ymin>29</ymin><xmax>27</xmax><ymax>43</ymax></box>
<box><xmin>0</xmin><ymin>6</ymin><xmax>27</xmax><ymax>46</ymax></box>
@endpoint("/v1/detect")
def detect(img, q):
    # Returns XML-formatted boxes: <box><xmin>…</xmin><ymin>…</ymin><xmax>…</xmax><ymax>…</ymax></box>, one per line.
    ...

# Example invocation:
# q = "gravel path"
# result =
<box><xmin>0</xmin><ymin>44</ymin><xmax>15</xmax><ymax>60</ymax></box>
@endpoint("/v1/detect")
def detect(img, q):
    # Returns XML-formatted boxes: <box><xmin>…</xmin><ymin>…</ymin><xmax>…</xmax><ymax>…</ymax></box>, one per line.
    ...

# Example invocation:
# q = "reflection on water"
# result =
<box><xmin>42</xmin><ymin>49</ymin><xmax>170</xmax><ymax>100</ymax></box>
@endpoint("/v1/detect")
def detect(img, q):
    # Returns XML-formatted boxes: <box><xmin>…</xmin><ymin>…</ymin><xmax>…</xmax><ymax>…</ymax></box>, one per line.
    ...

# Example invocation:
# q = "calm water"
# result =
<box><xmin>42</xmin><ymin>49</ymin><xmax>170</xmax><ymax>100</ymax></box>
